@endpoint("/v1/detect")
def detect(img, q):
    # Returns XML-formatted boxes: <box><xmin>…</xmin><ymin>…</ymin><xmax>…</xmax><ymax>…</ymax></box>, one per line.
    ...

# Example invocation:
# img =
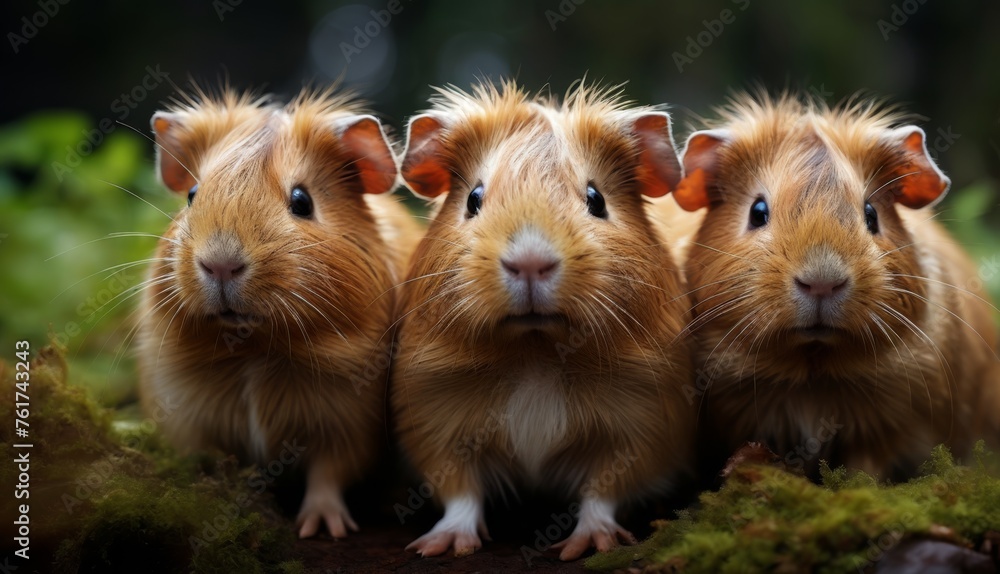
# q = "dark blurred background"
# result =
<box><xmin>2</xmin><ymin>0</ymin><xmax>999</xmax><ymax>403</ymax></box>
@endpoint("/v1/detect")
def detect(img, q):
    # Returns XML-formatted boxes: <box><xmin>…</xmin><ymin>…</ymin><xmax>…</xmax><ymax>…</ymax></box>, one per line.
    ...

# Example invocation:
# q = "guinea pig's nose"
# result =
<box><xmin>794</xmin><ymin>275</ymin><xmax>848</xmax><ymax>299</ymax></box>
<box><xmin>198</xmin><ymin>257</ymin><xmax>247</xmax><ymax>283</ymax></box>
<box><xmin>501</xmin><ymin>254</ymin><xmax>560</xmax><ymax>283</ymax></box>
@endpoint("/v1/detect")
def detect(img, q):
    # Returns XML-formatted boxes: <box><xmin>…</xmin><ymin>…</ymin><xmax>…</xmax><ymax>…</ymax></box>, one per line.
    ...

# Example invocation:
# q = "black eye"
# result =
<box><xmin>187</xmin><ymin>184</ymin><xmax>198</xmax><ymax>206</ymax></box>
<box><xmin>865</xmin><ymin>202</ymin><xmax>879</xmax><ymax>234</ymax></box>
<box><xmin>586</xmin><ymin>185</ymin><xmax>607</xmax><ymax>219</ymax></box>
<box><xmin>290</xmin><ymin>186</ymin><xmax>313</xmax><ymax>218</ymax></box>
<box><xmin>467</xmin><ymin>184</ymin><xmax>484</xmax><ymax>217</ymax></box>
<box><xmin>748</xmin><ymin>197</ymin><xmax>769</xmax><ymax>229</ymax></box>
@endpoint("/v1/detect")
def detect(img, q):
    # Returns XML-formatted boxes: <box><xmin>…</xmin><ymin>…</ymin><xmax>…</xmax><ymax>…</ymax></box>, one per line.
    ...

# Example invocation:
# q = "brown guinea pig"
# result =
<box><xmin>137</xmin><ymin>88</ymin><xmax>420</xmax><ymax>538</ymax></box>
<box><xmin>670</xmin><ymin>92</ymin><xmax>1000</xmax><ymax>478</ymax></box>
<box><xmin>391</xmin><ymin>81</ymin><xmax>694</xmax><ymax>560</ymax></box>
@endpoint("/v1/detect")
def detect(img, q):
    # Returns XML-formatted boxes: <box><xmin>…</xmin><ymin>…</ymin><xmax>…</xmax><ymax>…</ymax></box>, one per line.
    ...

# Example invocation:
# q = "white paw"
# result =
<box><xmin>405</xmin><ymin>494</ymin><xmax>488</xmax><ymax>557</ymax></box>
<box><xmin>553</xmin><ymin>498</ymin><xmax>635</xmax><ymax>561</ymax></box>
<box><xmin>295</xmin><ymin>486</ymin><xmax>358</xmax><ymax>539</ymax></box>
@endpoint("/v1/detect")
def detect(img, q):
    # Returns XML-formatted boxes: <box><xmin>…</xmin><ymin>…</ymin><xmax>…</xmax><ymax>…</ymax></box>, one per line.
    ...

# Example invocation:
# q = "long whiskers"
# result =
<box><xmin>45</xmin><ymin>232</ymin><xmax>177</xmax><ymax>262</ymax></box>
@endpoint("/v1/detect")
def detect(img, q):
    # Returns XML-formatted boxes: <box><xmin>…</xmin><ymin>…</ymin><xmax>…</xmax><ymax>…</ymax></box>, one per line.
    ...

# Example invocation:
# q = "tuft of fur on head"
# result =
<box><xmin>685</xmin><ymin>91</ymin><xmax>943</xmax><ymax>381</ymax></box>
<box><xmin>398</xmin><ymin>79</ymin><xmax>686</xmax><ymax>360</ymax></box>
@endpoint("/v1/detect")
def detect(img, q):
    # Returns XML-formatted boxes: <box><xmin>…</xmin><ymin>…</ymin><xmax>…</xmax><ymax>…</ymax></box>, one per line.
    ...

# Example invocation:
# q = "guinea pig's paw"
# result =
<box><xmin>406</xmin><ymin>494</ymin><xmax>488</xmax><ymax>557</ymax></box>
<box><xmin>553</xmin><ymin>498</ymin><xmax>635</xmax><ymax>561</ymax></box>
<box><xmin>295</xmin><ymin>488</ymin><xmax>358</xmax><ymax>539</ymax></box>
<box><xmin>406</xmin><ymin>527</ymin><xmax>483</xmax><ymax>557</ymax></box>
<box><xmin>553</xmin><ymin>523</ymin><xmax>636</xmax><ymax>561</ymax></box>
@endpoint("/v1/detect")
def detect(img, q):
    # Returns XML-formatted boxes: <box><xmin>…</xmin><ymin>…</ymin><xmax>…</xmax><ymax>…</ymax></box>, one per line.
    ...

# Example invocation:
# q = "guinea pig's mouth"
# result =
<box><xmin>213</xmin><ymin>308</ymin><xmax>261</xmax><ymax>327</ymax></box>
<box><xmin>502</xmin><ymin>312</ymin><xmax>567</xmax><ymax>330</ymax></box>
<box><xmin>791</xmin><ymin>324</ymin><xmax>845</xmax><ymax>342</ymax></box>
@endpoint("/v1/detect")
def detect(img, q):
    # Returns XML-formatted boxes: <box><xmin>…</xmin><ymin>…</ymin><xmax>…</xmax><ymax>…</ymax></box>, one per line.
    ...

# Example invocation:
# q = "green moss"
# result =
<box><xmin>588</xmin><ymin>444</ymin><xmax>1000</xmax><ymax>573</ymax></box>
<box><xmin>0</xmin><ymin>342</ymin><xmax>300</xmax><ymax>573</ymax></box>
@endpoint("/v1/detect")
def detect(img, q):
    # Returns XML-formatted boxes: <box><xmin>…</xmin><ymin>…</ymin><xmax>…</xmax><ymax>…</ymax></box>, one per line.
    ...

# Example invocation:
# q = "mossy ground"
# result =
<box><xmin>587</xmin><ymin>445</ymin><xmax>1000</xmax><ymax>573</ymax></box>
<box><xmin>0</xmin><ymin>343</ymin><xmax>303</xmax><ymax>573</ymax></box>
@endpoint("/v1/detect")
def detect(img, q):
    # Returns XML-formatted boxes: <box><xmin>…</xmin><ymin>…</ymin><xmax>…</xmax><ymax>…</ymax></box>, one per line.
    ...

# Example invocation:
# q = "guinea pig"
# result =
<box><xmin>669</xmin><ymin>92</ymin><xmax>1000</xmax><ymax>478</ymax></box>
<box><xmin>137</xmin><ymin>88</ymin><xmax>421</xmax><ymax>538</ymax></box>
<box><xmin>391</xmin><ymin>80</ymin><xmax>695</xmax><ymax>560</ymax></box>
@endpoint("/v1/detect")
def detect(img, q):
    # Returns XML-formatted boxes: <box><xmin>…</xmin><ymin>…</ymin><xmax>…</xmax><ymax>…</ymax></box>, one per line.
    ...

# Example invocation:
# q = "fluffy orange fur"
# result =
<box><xmin>673</xmin><ymin>92</ymin><xmax>1000</xmax><ymax>478</ymax></box>
<box><xmin>392</xmin><ymin>81</ymin><xmax>694</xmax><ymax>559</ymax></box>
<box><xmin>137</xmin><ymin>87</ymin><xmax>421</xmax><ymax>538</ymax></box>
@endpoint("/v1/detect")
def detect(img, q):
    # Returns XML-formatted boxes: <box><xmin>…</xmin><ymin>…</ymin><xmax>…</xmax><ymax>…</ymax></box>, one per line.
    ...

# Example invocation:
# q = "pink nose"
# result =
<box><xmin>501</xmin><ymin>254</ymin><xmax>560</xmax><ymax>284</ymax></box>
<box><xmin>198</xmin><ymin>257</ymin><xmax>247</xmax><ymax>283</ymax></box>
<box><xmin>794</xmin><ymin>275</ymin><xmax>848</xmax><ymax>299</ymax></box>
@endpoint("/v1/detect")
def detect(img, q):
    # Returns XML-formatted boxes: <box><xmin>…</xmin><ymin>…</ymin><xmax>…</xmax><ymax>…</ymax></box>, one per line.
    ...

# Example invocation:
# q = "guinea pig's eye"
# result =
<box><xmin>467</xmin><ymin>184</ymin><xmax>484</xmax><ymax>217</ymax></box>
<box><xmin>748</xmin><ymin>197</ymin><xmax>769</xmax><ymax>229</ymax></box>
<box><xmin>187</xmin><ymin>184</ymin><xmax>198</xmax><ymax>207</ymax></box>
<box><xmin>586</xmin><ymin>184</ymin><xmax>608</xmax><ymax>219</ymax></box>
<box><xmin>289</xmin><ymin>186</ymin><xmax>313</xmax><ymax>218</ymax></box>
<box><xmin>864</xmin><ymin>202</ymin><xmax>879</xmax><ymax>234</ymax></box>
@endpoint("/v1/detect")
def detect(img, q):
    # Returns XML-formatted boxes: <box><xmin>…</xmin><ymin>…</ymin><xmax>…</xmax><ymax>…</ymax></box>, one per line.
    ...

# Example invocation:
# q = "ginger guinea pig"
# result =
<box><xmin>391</xmin><ymin>81</ymin><xmax>694</xmax><ymax>560</ymax></box>
<box><xmin>137</xmin><ymin>88</ymin><xmax>419</xmax><ymax>538</ymax></box>
<box><xmin>674</xmin><ymin>92</ymin><xmax>1000</xmax><ymax>478</ymax></box>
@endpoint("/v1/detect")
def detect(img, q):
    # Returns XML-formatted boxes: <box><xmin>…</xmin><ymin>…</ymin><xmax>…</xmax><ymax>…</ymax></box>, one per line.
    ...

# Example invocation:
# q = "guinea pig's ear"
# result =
<box><xmin>152</xmin><ymin>112</ymin><xmax>197</xmax><ymax>193</ymax></box>
<box><xmin>674</xmin><ymin>129</ymin><xmax>731</xmax><ymax>212</ymax></box>
<box><xmin>334</xmin><ymin>115</ymin><xmax>398</xmax><ymax>195</ymax></box>
<box><xmin>400</xmin><ymin>114</ymin><xmax>451</xmax><ymax>199</ymax></box>
<box><xmin>630</xmin><ymin>112</ymin><xmax>682</xmax><ymax>198</ymax></box>
<box><xmin>884</xmin><ymin>126</ymin><xmax>951</xmax><ymax>209</ymax></box>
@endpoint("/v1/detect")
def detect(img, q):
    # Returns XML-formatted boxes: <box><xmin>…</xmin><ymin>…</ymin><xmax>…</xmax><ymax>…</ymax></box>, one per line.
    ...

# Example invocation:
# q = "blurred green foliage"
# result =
<box><xmin>0</xmin><ymin>113</ymin><xmax>180</xmax><ymax>405</ymax></box>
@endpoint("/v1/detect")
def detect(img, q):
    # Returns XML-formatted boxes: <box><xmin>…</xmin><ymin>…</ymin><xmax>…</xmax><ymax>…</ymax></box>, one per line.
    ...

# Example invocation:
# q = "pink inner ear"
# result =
<box><xmin>632</xmin><ymin>114</ymin><xmax>681</xmax><ymax>198</ymax></box>
<box><xmin>674</xmin><ymin>169</ymin><xmax>711</xmax><ymax>211</ymax></box>
<box><xmin>401</xmin><ymin>115</ymin><xmax>451</xmax><ymax>198</ymax></box>
<box><xmin>340</xmin><ymin>118</ymin><xmax>397</xmax><ymax>195</ymax></box>
<box><xmin>402</xmin><ymin>163</ymin><xmax>451</xmax><ymax>198</ymax></box>
<box><xmin>153</xmin><ymin>116</ymin><xmax>196</xmax><ymax>193</ymax></box>
<box><xmin>674</xmin><ymin>131</ymin><xmax>727</xmax><ymax>212</ymax></box>
<box><xmin>894</xmin><ymin>130</ymin><xmax>949</xmax><ymax>209</ymax></box>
